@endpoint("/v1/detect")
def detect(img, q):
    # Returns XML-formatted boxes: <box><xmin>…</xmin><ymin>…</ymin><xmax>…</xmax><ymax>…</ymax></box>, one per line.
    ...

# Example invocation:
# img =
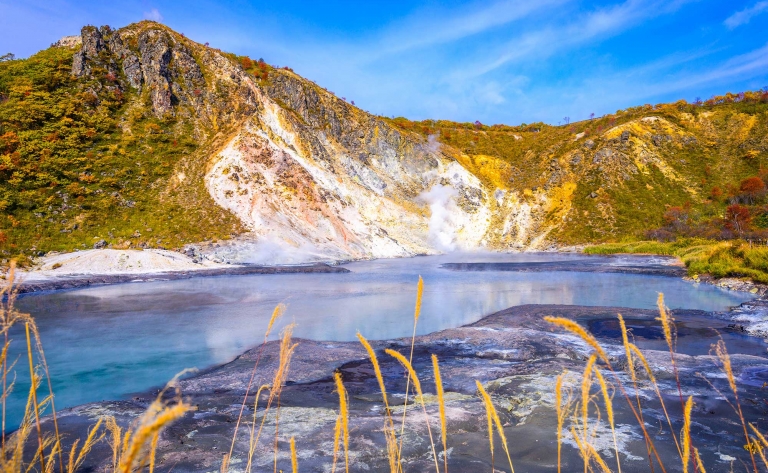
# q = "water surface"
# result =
<box><xmin>8</xmin><ymin>253</ymin><xmax>754</xmax><ymax>427</ymax></box>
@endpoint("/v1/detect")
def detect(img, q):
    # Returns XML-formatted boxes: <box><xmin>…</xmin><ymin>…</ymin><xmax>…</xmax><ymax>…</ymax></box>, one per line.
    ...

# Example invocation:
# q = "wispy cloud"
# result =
<box><xmin>459</xmin><ymin>0</ymin><xmax>695</xmax><ymax>79</ymax></box>
<box><xmin>374</xmin><ymin>0</ymin><xmax>569</xmax><ymax>55</ymax></box>
<box><xmin>725</xmin><ymin>1</ymin><xmax>768</xmax><ymax>28</ymax></box>
<box><xmin>143</xmin><ymin>8</ymin><xmax>163</xmax><ymax>22</ymax></box>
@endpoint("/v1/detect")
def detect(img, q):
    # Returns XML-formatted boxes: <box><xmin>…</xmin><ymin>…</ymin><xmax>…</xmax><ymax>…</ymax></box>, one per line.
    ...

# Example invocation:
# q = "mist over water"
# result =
<box><xmin>8</xmin><ymin>253</ymin><xmax>754</xmax><ymax>427</ymax></box>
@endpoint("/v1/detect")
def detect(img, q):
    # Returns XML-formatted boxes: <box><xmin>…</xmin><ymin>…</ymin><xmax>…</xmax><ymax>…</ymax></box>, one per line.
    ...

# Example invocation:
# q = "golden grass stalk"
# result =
<box><xmin>618</xmin><ymin>314</ymin><xmax>659</xmax><ymax>469</ymax></box>
<box><xmin>475</xmin><ymin>381</ymin><xmax>515</xmax><ymax>473</ymax></box>
<box><xmin>681</xmin><ymin>396</ymin><xmax>693</xmax><ymax>473</ymax></box>
<box><xmin>387</xmin><ymin>348</ymin><xmax>440</xmax><ymax>473</ymax></box>
<box><xmin>657</xmin><ymin>292</ymin><xmax>692</xmax><ymax>467</ymax></box>
<box><xmin>593</xmin><ymin>366</ymin><xmax>621</xmax><ymax>473</ymax></box>
<box><xmin>414</xmin><ymin>276</ymin><xmax>424</xmax><ymax>323</ymax></box>
<box><xmin>568</xmin><ymin>426</ymin><xmax>587</xmax><ymax>469</ymax></box>
<box><xmin>555</xmin><ymin>372</ymin><xmax>572</xmax><ymax>473</ymax></box>
<box><xmin>148</xmin><ymin>432</ymin><xmax>160</xmax><ymax>473</ymax></box>
<box><xmin>47</xmin><ymin>439</ymin><xmax>62</xmax><ymax>473</ymax></box>
<box><xmin>105</xmin><ymin>372</ymin><xmax>193</xmax><ymax>473</ymax></box>
<box><xmin>25</xmin><ymin>323</ymin><xmax>45</xmax><ymax>473</ymax></box>
<box><xmin>357</xmin><ymin>332</ymin><xmax>401</xmax><ymax>472</ymax></box>
<box><xmin>586</xmin><ymin>443</ymin><xmax>612</xmax><ymax>473</ymax></box>
<box><xmin>714</xmin><ymin>339</ymin><xmax>758</xmax><ymax>473</ymax></box>
<box><xmin>67</xmin><ymin>418</ymin><xmax>105</xmax><ymax>473</ymax></box>
<box><xmin>617</xmin><ymin>315</ymin><xmax>636</xmax><ymax>385</ymax></box>
<box><xmin>694</xmin><ymin>447</ymin><xmax>707</xmax><ymax>473</ymax></box>
<box><xmin>748</xmin><ymin>424</ymin><xmax>768</xmax><ymax>469</ymax></box>
<box><xmin>357</xmin><ymin>333</ymin><xmax>389</xmax><ymax>410</ymax></box>
<box><xmin>118</xmin><ymin>402</ymin><xmax>190</xmax><ymax>472</ymax></box>
<box><xmin>272</xmin><ymin>325</ymin><xmax>298</xmax><ymax>473</ymax></box>
<box><xmin>431</xmin><ymin>354</ymin><xmax>448</xmax><ymax>473</ymax></box>
<box><xmin>2</xmin><ymin>264</ymin><xmax>64</xmax><ymax>471</ymax></box>
<box><xmin>333</xmin><ymin>371</ymin><xmax>350</xmax><ymax>473</ymax></box>
<box><xmin>384</xmin><ymin>422</ymin><xmax>399</xmax><ymax>473</ymax></box>
<box><xmin>656</xmin><ymin>293</ymin><xmax>674</xmax><ymax>352</ymax></box>
<box><xmin>245</xmin><ymin>383</ymin><xmax>271</xmax><ymax>472</ymax></box>
<box><xmin>243</xmin><ymin>324</ymin><xmax>298</xmax><ymax>473</ymax></box>
<box><xmin>544</xmin><ymin>317</ymin><xmax>609</xmax><ymax>364</ymax></box>
<box><xmin>106</xmin><ymin>416</ymin><xmax>122</xmax><ymax>472</ymax></box>
<box><xmin>579</xmin><ymin>355</ymin><xmax>597</xmax><ymax>473</ymax></box>
<box><xmin>228</xmin><ymin>304</ymin><xmax>286</xmax><ymax>470</ymax></box>
<box><xmin>332</xmin><ymin>412</ymin><xmax>342</xmax><ymax>473</ymax></box>
<box><xmin>627</xmin><ymin>342</ymin><xmax>680</xmax><ymax>458</ymax></box>
<box><xmin>290</xmin><ymin>436</ymin><xmax>298</xmax><ymax>473</ymax></box>
<box><xmin>0</xmin><ymin>261</ymin><xmax>13</xmax><ymax>448</ymax></box>
<box><xmin>397</xmin><ymin>276</ymin><xmax>424</xmax><ymax>468</ymax></box>
<box><xmin>482</xmin><ymin>387</ymin><xmax>494</xmax><ymax>470</ymax></box>
<box><xmin>267</xmin><ymin>303</ymin><xmax>287</xmax><ymax>340</ymax></box>
<box><xmin>550</xmin><ymin>315</ymin><xmax>667</xmax><ymax>472</ymax></box>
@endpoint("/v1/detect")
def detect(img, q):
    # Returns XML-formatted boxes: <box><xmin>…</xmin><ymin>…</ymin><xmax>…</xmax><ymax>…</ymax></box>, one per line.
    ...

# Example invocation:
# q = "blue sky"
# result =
<box><xmin>1</xmin><ymin>0</ymin><xmax>767</xmax><ymax>125</ymax></box>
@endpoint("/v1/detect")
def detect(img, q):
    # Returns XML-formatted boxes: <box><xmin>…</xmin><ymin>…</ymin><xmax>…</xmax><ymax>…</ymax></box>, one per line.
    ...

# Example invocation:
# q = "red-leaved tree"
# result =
<box><xmin>739</xmin><ymin>176</ymin><xmax>766</xmax><ymax>204</ymax></box>
<box><xmin>725</xmin><ymin>204</ymin><xmax>752</xmax><ymax>234</ymax></box>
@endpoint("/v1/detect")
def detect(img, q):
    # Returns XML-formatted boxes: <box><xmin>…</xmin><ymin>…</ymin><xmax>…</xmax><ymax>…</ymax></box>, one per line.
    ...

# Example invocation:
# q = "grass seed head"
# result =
<box><xmin>475</xmin><ymin>381</ymin><xmax>515</xmax><ymax>473</ymax></box>
<box><xmin>432</xmin><ymin>354</ymin><xmax>448</xmax><ymax>473</ymax></box>
<box><xmin>414</xmin><ymin>276</ymin><xmax>424</xmax><ymax>323</ymax></box>
<box><xmin>682</xmin><ymin>396</ymin><xmax>693</xmax><ymax>473</ymax></box>
<box><xmin>357</xmin><ymin>333</ymin><xmax>389</xmax><ymax>409</ymax></box>
<box><xmin>544</xmin><ymin>316</ymin><xmax>609</xmax><ymax>364</ymax></box>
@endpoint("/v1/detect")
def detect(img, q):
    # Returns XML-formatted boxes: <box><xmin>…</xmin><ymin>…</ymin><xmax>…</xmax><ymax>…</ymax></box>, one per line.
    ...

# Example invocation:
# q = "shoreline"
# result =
<box><xmin>10</xmin><ymin>246</ymin><xmax>768</xmax><ymax>296</ymax></box>
<box><xmin>14</xmin><ymin>262</ymin><xmax>350</xmax><ymax>294</ymax></box>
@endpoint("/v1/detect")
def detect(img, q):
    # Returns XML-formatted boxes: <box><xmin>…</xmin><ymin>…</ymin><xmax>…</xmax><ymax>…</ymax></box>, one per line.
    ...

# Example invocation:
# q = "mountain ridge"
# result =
<box><xmin>1</xmin><ymin>21</ymin><xmax>767</xmax><ymax>265</ymax></box>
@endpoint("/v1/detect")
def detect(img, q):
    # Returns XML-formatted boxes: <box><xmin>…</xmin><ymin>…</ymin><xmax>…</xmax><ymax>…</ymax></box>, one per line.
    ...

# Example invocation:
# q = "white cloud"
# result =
<box><xmin>375</xmin><ymin>0</ymin><xmax>570</xmax><ymax>55</ymax></box>
<box><xmin>143</xmin><ymin>8</ymin><xmax>163</xmax><ymax>22</ymax></box>
<box><xmin>725</xmin><ymin>1</ymin><xmax>768</xmax><ymax>28</ymax></box>
<box><xmin>456</xmin><ymin>0</ymin><xmax>695</xmax><ymax>80</ymax></box>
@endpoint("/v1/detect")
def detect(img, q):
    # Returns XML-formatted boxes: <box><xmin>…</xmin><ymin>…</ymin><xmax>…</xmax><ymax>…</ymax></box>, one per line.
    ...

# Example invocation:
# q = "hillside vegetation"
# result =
<box><xmin>389</xmin><ymin>92</ymin><xmax>768</xmax><ymax>245</ymax></box>
<box><xmin>0</xmin><ymin>25</ymin><xmax>250</xmax><ymax>264</ymax></box>
<box><xmin>2</xmin><ymin>21</ymin><xmax>768</xmax><ymax>266</ymax></box>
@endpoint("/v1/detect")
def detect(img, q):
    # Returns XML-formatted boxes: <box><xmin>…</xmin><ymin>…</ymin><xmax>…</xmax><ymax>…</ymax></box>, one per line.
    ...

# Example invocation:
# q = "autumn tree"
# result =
<box><xmin>725</xmin><ymin>204</ymin><xmax>752</xmax><ymax>234</ymax></box>
<box><xmin>662</xmin><ymin>206</ymin><xmax>690</xmax><ymax>233</ymax></box>
<box><xmin>738</xmin><ymin>176</ymin><xmax>766</xmax><ymax>204</ymax></box>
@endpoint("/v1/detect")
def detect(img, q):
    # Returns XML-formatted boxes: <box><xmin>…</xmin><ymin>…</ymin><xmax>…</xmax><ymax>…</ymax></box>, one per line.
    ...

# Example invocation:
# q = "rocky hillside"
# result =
<box><xmin>1</xmin><ymin>21</ymin><xmax>767</xmax><ymax>264</ymax></box>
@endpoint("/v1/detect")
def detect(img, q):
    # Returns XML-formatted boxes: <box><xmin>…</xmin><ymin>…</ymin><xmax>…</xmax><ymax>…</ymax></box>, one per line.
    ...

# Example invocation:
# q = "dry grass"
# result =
<box><xmin>431</xmin><ymin>354</ymin><xmax>448</xmax><ymax>473</ymax></box>
<box><xmin>397</xmin><ymin>275</ymin><xmax>423</xmax><ymax>468</ymax></box>
<box><xmin>385</xmin><ymin>348</ymin><xmax>440</xmax><ymax>473</ymax></box>
<box><xmin>475</xmin><ymin>381</ymin><xmax>515</xmax><ymax>473</ymax></box>
<box><xmin>356</xmin><ymin>333</ymin><xmax>399</xmax><ymax>472</ymax></box>
<box><xmin>332</xmin><ymin>371</ymin><xmax>349</xmax><ymax>473</ymax></box>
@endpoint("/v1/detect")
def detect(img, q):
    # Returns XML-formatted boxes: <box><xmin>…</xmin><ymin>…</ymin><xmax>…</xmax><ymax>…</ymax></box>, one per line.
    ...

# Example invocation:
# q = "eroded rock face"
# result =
<box><xmin>203</xmin><ymin>102</ymin><xmax>493</xmax><ymax>262</ymax></box>
<box><xmin>137</xmin><ymin>29</ymin><xmax>173</xmax><ymax>115</ymax></box>
<box><xmin>71</xmin><ymin>26</ymin><xmax>106</xmax><ymax>76</ymax></box>
<box><xmin>71</xmin><ymin>22</ymin><xmax>256</xmax><ymax>120</ymax></box>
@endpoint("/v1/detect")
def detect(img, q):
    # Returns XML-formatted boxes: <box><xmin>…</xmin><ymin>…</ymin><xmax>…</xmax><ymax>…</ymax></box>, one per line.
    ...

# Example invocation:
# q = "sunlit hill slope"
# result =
<box><xmin>1</xmin><ymin>21</ymin><xmax>767</xmax><ymax>264</ymax></box>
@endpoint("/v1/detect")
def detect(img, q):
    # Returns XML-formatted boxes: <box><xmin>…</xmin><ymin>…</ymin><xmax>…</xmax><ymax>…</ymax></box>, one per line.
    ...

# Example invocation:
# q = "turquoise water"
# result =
<box><xmin>6</xmin><ymin>253</ymin><xmax>754</xmax><ymax>428</ymax></box>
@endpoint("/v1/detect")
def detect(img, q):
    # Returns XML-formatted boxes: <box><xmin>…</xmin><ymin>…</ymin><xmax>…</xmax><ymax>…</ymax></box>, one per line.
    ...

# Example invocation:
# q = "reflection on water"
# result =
<box><xmin>7</xmin><ymin>253</ymin><xmax>754</xmax><ymax>427</ymax></box>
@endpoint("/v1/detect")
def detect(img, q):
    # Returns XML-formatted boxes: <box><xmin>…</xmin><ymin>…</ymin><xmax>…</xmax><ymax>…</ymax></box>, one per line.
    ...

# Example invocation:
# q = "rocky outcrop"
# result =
<box><xmin>71</xmin><ymin>22</ymin><xmax>257</xmax><ymax>120</ymax></box>
<box><xmin>71</xmin><ymin>26</ymin><xmax>106</xmax><ymax>76</ymax></box>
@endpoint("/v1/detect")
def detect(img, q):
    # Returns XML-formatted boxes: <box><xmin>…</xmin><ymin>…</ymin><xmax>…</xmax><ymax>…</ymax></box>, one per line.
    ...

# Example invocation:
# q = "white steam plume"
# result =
<box><xmin>418</xmin><ymin>184</ymin><xmax>459</xmax><ymax>251</ymax></box>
